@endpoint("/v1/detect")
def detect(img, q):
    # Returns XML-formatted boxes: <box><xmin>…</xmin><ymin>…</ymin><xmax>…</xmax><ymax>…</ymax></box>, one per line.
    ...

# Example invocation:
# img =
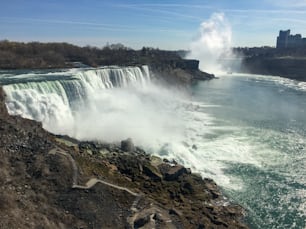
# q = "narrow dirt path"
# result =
<box><xmin>49</xmin><ymin>148</ymin><xmax>141</xmax><ymax>196</ymax></box>
<box><xmin>48</xmin><ymin>147</ymin><xmax>176</xmax><ymax>228</ymax></box>
<box><xmin>48</xmin><ymin>147</ymin><xmax>142</xmax><ymax>208</ymax></box>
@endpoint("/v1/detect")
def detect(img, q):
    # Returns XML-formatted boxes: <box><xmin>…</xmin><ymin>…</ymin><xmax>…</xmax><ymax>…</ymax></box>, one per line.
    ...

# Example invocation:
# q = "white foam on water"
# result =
<box><xmin>227</xmin><ymin>73</ymin><xmax>306</xmax><ymax>92</ymax></box>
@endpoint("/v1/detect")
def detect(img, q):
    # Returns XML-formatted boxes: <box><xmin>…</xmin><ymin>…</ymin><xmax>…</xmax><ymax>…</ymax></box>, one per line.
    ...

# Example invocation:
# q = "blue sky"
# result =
<box><xmin>1</xmin><ymin>0</ymin><xmax>306</xmax><ymax>49</ymax></box>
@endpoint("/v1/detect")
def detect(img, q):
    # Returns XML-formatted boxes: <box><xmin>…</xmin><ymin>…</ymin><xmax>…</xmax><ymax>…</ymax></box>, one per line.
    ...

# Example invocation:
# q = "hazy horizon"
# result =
<box><xmin>1</xmin><ymin>0</ymin><xmax>306</xmax><ymax>50</ymax></box>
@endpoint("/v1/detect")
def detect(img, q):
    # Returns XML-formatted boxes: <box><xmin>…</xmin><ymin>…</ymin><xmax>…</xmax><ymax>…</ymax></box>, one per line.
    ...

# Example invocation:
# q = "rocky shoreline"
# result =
<box><xmin>0</xmin><ymin>86</ymin><xmax>248</xmax><ymax>228</ymax></box>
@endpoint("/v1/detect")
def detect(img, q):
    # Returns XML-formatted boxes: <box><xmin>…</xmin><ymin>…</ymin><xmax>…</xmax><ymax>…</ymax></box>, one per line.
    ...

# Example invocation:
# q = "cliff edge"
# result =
<box><xmin>241</xmin><ymin>56</ymin><xmax>306</xmax><ymax>81</ymax></box>
<box><xmin>235</xmin><ymin>47</ymin><xmax>306</xmax><ymax>81</ymax></box>
<box><xmin>0</xmin><ymin>41</ymin><xmax>214</xmax><ymax>87</ymax></box>
<box><xmin>0</xmin><ymin>87</ymin><xmax>247</xmax><ymax>228</ymax></box>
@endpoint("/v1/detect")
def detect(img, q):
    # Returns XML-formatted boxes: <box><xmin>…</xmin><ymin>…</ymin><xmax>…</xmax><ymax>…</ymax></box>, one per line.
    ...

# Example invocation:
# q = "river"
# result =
<box><xmin>192</xmin><ymin>73</ymin><xmax>306</xmax><ymax>229</ymax></box>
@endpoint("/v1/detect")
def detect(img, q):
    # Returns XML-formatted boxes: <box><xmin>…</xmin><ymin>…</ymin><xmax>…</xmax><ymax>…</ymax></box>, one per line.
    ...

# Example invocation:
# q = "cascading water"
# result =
<box><xmin>76</xmin><ymin>66</ymin><xmax>150</xmax><ymax>91</ymax></box>
<box><xmin>3</xmin><ymin>66</ymin><xmax>150</xmax><ymax>134</ymax></box>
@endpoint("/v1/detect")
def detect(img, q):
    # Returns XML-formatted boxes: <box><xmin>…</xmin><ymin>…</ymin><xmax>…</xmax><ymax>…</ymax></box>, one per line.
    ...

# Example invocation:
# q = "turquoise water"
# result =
<box><xmin>192</xmin><ymin>74</ymin><xmax>306</xmax><ymax>229</ymax></box>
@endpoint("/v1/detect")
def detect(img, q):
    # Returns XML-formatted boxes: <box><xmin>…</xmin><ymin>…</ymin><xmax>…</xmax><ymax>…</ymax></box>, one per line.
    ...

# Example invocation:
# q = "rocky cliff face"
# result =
<box><xmin>0</xmin><ymin>87</ymin><xmax>247</xmax><ymax>229</ymax></box>
<box><xmin>149</xmin><ymin>59</ymin><xmax>214</xmax><ymax>87</ymax></box>
<box><xmin>241</xmin><ymin>57</ymin><xmax>306</xmax><ymax>82</ymax></box>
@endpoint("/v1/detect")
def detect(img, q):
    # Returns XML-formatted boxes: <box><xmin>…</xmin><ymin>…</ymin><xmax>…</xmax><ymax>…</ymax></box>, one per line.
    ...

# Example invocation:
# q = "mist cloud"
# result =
<box><xmin>187</xmin><ymin>13</ymin><xmax>232</xmax><ymax>74</ymax></box>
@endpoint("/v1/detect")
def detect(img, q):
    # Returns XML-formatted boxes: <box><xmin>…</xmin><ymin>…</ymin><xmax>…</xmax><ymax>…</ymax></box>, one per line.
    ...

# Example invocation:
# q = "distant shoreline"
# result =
<box><xmin>234</xmin><ymin>47</ymin><xmax>306</xmax><ymax>82</ymax></box>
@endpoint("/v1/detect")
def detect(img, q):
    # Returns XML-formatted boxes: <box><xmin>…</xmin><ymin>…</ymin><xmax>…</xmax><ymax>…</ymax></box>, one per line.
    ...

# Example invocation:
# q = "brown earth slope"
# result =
<box><xmin>0</xmin><ymin>87</ymin><xmax>248</xmax><ymax>229</ymax></box>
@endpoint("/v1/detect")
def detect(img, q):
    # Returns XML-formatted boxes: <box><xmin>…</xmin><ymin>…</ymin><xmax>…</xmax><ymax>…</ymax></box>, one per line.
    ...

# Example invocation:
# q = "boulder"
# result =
<box><xmin>142</xmin><ymin>164</ymin><xmax>162</xmax><ymax>181</ymax></box>
<box><xmin>159</xmin><ymin>164</ymin><xmax>190</xmax><ymax>181</ymax></box>
<box><xmin>120</xmin><ymin>138</ymin><xmax>135</xmax><ymax>152</ymax></box>
<box><xmin>133</xmin><ymin>214</ymin><xmax>151</xmax><ymax>228</ymax></box>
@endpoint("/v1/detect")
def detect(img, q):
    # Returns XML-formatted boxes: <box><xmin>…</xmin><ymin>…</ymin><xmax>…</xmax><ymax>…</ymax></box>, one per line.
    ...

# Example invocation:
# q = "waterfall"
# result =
<box><xmin>76</xmin><ymin>66</ymin><xmax>150</xmax><ymax>91</ymax></box>
<box><xmin>3</xmin><ymin>65</ymin><xmax>150</xmax><ymax>134</ymax></box>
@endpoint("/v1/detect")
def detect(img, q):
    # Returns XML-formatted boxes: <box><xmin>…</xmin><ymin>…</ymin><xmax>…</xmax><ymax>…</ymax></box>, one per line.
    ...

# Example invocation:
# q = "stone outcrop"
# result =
<box><xmin>121</xmin><ymin>138</ymin><xmax>135</xmax><ymax>152</ymax></box>
<box><xmin>150</xmin><ymin>66</ymin><xmax>214</xmax><ymax>87</ymax></box>
<box><xmin>241</xmin><ymin>56</ymin><xmax>306</xmax><ymax>81</ymax></box>
<box><xmin>74</xmin><ymin>142</ymin><xmax>248</xmax><ymax>229</ymax></box>
<box><xmin>158</xmin><ymin>164</ymin><xmax>190</xmax><ymax>181</ymax></box>
<box><xmin>0</xmin><ymin>87</ymin><xmax>248</xmax><ymax>228</ymax></box>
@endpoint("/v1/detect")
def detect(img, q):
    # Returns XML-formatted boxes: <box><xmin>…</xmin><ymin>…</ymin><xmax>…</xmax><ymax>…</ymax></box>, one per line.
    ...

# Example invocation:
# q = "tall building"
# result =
<box><xmin>276</xmin><ymin>30</ymin><xmax>290</xmax><ymax>48</ymax></box>
<box><xmin>276</xmin><ymin>30</ymin><xmax>306</xmax><ymax>48</ymax></box>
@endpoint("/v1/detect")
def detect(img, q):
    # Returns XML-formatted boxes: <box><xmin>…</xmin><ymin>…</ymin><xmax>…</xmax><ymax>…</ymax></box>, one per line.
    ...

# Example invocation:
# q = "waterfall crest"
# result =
<box><xmin>3</xmin><ymin>65</ymin><xmax>150</xmax><ymax>133</ymax></box>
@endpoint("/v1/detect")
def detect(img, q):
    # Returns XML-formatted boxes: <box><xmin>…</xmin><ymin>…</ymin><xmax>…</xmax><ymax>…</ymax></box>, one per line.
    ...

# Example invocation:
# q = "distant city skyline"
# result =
<box><xmin>276</xmin><ymin>29</ymin><xmax>306</xmax><ymax>48</ymax></box>
<box><xmin>1</xmin><ymin>0</ymin><xmax>306</xmax><ymax>50</ymax></box>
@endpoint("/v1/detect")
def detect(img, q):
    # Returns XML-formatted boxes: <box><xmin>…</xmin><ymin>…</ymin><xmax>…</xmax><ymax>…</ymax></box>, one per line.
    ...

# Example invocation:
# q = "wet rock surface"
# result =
<box><xmin>0</xmin><ymin>87</ymin><xmax>248</xmax><ymax>229</ymax></box>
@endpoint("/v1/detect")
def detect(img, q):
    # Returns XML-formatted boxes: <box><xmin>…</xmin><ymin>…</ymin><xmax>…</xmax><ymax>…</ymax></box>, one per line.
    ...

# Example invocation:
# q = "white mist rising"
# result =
<box><xmin>3</xmin><ymin>68</ymin><xmax>190</xmax><ymax>157</ymax></box>
<box><xmin>3</xmin><ymin>67</ymin><xmax>253</xmax><ymax>189</ymax></box>
<box><xmin>72</xmin><ymin>84</ymin><xmax>188</xmax><ymax>148</ymax></box>
<box><xmin>188</xmin><ymin>13</ymin><xmax>235</xmax><ymax>74</ymax></box>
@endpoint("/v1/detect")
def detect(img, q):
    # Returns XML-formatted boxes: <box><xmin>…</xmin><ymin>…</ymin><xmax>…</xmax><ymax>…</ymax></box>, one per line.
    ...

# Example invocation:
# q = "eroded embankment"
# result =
<box><xmin>0</xmin><ymin>87</ymin><xmax>247</xmax><ymax>229</ymax></box>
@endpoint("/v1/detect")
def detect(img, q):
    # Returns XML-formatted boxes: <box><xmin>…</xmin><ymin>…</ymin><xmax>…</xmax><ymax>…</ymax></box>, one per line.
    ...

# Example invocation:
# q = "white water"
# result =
<box><xmin>2</xmin><ymin>66</ymin><xmax>238</xmax><ymax>188</ymax></box>
<box><xmin>0</xmin><ymin>67</ymin><xmax>274</xmax><ymax>190</ymax></box>
<box><xmin>2</xmin><ymin>68</ymin><xmax>234</xmax><ymax>189</ymax></box>
<box><xmin>3</xmin><ymin>66</ymin><xmax>150</xmax><ymax>135</ymax></box>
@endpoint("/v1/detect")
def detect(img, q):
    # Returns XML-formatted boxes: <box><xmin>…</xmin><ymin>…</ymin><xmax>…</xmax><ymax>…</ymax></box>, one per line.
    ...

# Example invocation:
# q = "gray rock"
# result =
<box><xmin>142</xmin><ymin>164</ymin><xmax>162</xmax><ymax>181</ymax></box>
<box><xmin>133</xmin><ymin>214</ymin><xmax>151</xmax><ymax>228</ymax></box>
<box><xmin>159</xmin><ymin>164</ymin><xmax>189</xmax><ymax>181</ymax></box>
<box><xmin>121</xmin><ymin>138</ymin><xmax>135</xmax><ymax>152</ymax></box>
